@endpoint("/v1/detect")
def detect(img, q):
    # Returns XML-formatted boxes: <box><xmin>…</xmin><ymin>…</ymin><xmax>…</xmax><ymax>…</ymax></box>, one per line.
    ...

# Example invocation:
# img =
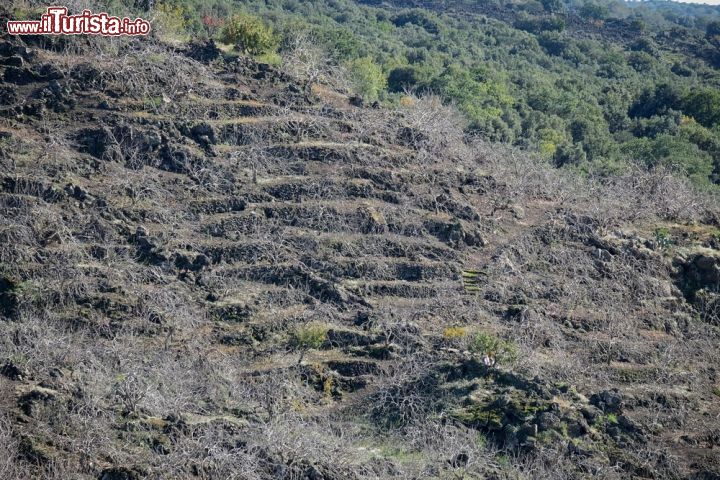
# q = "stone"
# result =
<box><xmin>64</xmin><ymin>184</ymin><xmax>90</xmax><ymax>201</ymax></box>
<box><xmin>590</xmin><ymin>389</ymin><xmax>623</xmax><ymax>414</ymax></box>
<box><xmin>566</xmin><ymin>417</ymin><xmax>590</xmax><ymax>437</ymax></box>
<box><xmin>0</xmin><ymin>276</ymin><xmax>18</xmax><ymax>319</ymax></box>
<box><xmin>0</xmin><ymin>362</ymin><xmax>25</xmax><ymax>380</ymax></box>
<box><xmin>1</xmin><ymin>56</ymin><xmax>23</xmax><ymax>67</ymax></box>
<box><xmin>99</xmin><ymin>467</ymin><xmax>142</xmax><ymax>480</ymax></box>
<box><xmin>0</xmin><ymin>85</ymin><xmax>18</xmax><ymax>106</ymax></box>
<box><xmin>0</xmin><ymin>41</ymin><xmax>15</xmax><ymax>57</ymax></box>
<box><xmin>18</xmin><ymin>386</ymin><xmax>58</xmax><ymax>417</ymax></box>
<box><xmin>184</xmin><ymin>40</ymin><xmax>221</xmax><ymax>63</ymax></box>
<box><xmin>580</xmin><ymin>404</ymin><xmax>602</xmax><ymax>422</ymax></box>
<box><xmin>537</xmin><ymin>411</ymin><xmax>560</xmax><ymax>432</ymax></box>
<box><xmin>675</xmin><ymin>251</ymin><xmax>720</xmax><ymax>299</ymax></box>
<box><xmin>190</xmin><ymin>123</ymin><xmax>217</xmax><ymax>145</ymax></box>
<box><xmin>142</xmin><ymin>129</ymin><xmax>162</xmax><ymax>148</ymax></box>
<box><xmin>4</xmin><ymin>66</ymin><xmax>40</xmax><ymax>85</ymax></box>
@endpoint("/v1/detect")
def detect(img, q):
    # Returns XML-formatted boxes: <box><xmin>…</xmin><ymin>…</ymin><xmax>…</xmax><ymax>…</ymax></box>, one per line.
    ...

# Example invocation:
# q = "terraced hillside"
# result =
<box><xmin>1</xmin><ymin>33</ymin><xmax>720</xmax><ymax>479</ymax></box>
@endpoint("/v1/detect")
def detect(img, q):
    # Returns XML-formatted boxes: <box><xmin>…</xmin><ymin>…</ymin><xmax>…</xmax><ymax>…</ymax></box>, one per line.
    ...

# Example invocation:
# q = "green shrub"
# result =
<box><xmin>387</xmin><ymin>65</ymin><xmax>432</xmax><ymax>93</ymax></box>
<box><xmin>468</xmin><ymin>332</ymin><xmax>519</xmax><ymax>366</ymax></box>
<box><xmin>345</xmin><ymin>57</ymin><xmax>387</xmax><ymax>102</ymax></box>
<box><xmin>653</xmin><ymin>227</ymin><xmax>673</xmax><ymax>249</ymax></box>
<box><xmin>154</xmin><ymin>2</ymin><xmax>190</xmax><ymax>40</ymax></box>
<box><xmin>221</xmin><ymin>13</ymin><xmax>278</xmax><ymax>55</ymax></box>
<box><xmin>292</xmin><ymin>323</ymin><xmax>328</xmax><ymax>364</ymax></box>
<box><xmin>392</xmin><ymin>9</ymin><xmax>441</xmax><ymax>34</ymax></box>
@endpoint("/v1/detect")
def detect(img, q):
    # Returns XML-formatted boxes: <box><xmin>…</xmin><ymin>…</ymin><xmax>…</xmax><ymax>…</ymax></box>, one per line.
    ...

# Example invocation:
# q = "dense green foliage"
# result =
<box><xmin>345</xmin><ymin>57</ymin><xmax>387</xmax><ymax>102</ymax></box>
<box><xmin>145</xmin><ymin>0</ymin><xmax>720</xmax><ymax>186</ymax></box>
<box><xmin>220</xmin><ymin>13</ymin><xmax>278</xmax><ymax>55</ymax></box>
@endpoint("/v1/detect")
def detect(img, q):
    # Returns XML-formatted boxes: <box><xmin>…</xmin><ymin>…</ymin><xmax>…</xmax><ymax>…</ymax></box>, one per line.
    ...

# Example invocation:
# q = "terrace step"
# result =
<box><xmin>342</xmin><ymin>279</ymin><xmax>448</xmax><ymax>298</ymax></box>
<box><xmin>305</xmin><ymin>257</ymin><xmax>458</xmax><ymax>282</ymax></box>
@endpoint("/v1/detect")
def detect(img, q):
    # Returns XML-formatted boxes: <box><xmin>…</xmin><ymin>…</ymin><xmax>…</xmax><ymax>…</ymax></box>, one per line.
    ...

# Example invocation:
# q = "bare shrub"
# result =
<box><xmin>0</xmin><ymin>414</ymin><xmax>21</xmax><ymax>480</ymax></box>
<box><xmin>281</xmin><ymin>32</ymin><xmax>349</xmax><ymax>95</ymax></box>
<box><xmin>396</xmin><ymin>93</ymin><xmax>470</xmax><ymax>163</ymax></box>
<box><xmin>367</xmin><ymin>353</ymin><xmax>444</xmax><ymax>429</ymax></box>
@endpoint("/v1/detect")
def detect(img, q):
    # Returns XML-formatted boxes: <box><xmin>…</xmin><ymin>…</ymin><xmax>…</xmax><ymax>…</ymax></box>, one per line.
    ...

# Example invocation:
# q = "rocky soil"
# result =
<box><xmin>0</xmin><ymin>30</ymin><xmax>719</xmax><ymax>480</ymax></box>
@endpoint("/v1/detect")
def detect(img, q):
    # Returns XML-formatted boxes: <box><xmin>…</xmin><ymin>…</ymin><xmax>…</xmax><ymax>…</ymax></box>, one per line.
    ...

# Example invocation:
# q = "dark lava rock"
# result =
<box><xmin>64</xmin><ymin>183</ymin><xmax>90</xmax><ymax>201</ymax></box>
<box><xmin>99</xmin><ymin>467</ymin><xmax>144</xmax><ymax>480</ymax></box>
<box><xmin>1</xmin><ymin>55</ymin><xmax>23</xmax><ymax>67</ymax></box>
<box><xmin>325</xmin><ymin>328</ymin><xmax>377</xmax><ymax>347</ymax></box>
<box><xmin>0</xmin><ymin>41</ymin><xmax>15</xmax><ymax>57</ymax></box>
<box><xmin>18</xmin><ymin>387</ymin><xmax>57</xmax><ymax>417</ymax></box>
<box><xmin>132</xmin><ymin>226</ymin><xmax>166</xmax><ymax>264</ymax></box>
<box><xmin>0</xmin><ymin>362</ymin><xmax>25</xmax><ymax>380</ymax></box>
<box><xmin>537</xmin><ymin>411</ymin><xmax>561</xmax><ymax>432</ymax></box>
<box><xmin>590</xmin><ymin>389</ymin><xmax>624</xmax><ymax>413</ymax></box>
<box><xmin>4</xmin><ymin>66</ymin><xmax>40</xmax><ymax>84</ymax></box>
<box><xmin>675</xmin><ymin>252</ymin><xmax>720</xmax><ymax>299</ymax></box>
<box><xmin>76</xmin><ymin>127</ymin><xmax>118</xmax><ymax>159</ymax></box>
<box><xmin>190</xmin><ymin>122</ymin><xmax>217</xmax><ymax>145</ymax></box>
<box><xmin>0</xmin><ymin>276</ymin><xmax>19</xmax><ymax>319</ymax></box>
<box><xmin>326</xmin><ymin>360</ymin><xmax>379</xmax><ymax>376</ymax></box>
<box><xmin>0</xmin><ymin>85</ymin><xmax>18</xmax><ymax>106</ymax></box>
<box><xmin>184</xmin><ymin>40</ymin><xmax>221</xmax><ymax>63</ymax></box>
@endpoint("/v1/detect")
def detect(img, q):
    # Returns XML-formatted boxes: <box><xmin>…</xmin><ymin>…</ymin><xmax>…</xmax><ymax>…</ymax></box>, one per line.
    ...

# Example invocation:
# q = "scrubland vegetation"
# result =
<box><xmin>18</xmin><ymin>0</ymin><xmax>718</xmax><ymax>185</ymax></box>
<box><xmin>1</xmin><ymin>0</ymin><xmax>720</xmax><ymax>479</ymax></box>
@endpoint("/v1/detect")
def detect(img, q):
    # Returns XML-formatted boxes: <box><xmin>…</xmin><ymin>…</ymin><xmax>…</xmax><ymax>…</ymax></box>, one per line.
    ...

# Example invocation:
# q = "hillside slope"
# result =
<box><xmin>1</xmin><ymin>33</ymin><xmax>720</xmax><ymax>479</ymax></box>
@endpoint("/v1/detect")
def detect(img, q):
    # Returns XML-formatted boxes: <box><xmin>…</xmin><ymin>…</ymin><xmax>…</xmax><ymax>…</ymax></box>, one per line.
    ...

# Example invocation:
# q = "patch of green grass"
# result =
<box><xmin>143</xmin><ymin>96</ymin><xmax>164</xmax><ymax>110</ymax></box>
<box><xmin>595</xmin><ymin>413</ymin><xmax>619</xmax><ymax>428</ymax></box>
<box><xmin>377</xmin><ymin>445</ymin><xmax>424</xmax><ymax>464</ymax></box>
<box><xmin>256</xmin><ymin>51</ymin><xmax>282</xmax><ymax>66</ymax></box>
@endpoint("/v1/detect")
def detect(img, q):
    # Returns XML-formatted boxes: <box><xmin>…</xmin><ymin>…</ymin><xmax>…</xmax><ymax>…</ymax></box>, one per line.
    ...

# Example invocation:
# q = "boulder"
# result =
<box><xmin>537</xmin><ymin>411</ymin><xmax>561</xmax><ymax>432</ymax></box>
<box><xmin>325</xmin><ymin>328</ymin><xmax>377</xmax><ymax>347</ymax></box>
<box><xmin>590</xmin><ymin>389</ymin><xmax>623</xmax><ymax>413</ymax></box>
<box><xmin>99</xmin><ymin>467</ymin><xmax>143</xmax><ymax>480</ymax></box>
<box><xmin>0</xmin><ymin>276</ymin><xmax>18</xmax><ymax>319</ymax></box>
<box><xmin>18</xmin><ymin>386</ymin><xmax>58</xmax><ymax>417</ymax></box>
<box><xmin>184</xmin><ymin>40</ymin><xmax>221</xmax><ymax>63</ymax></box>
<box><xmin>0</xmin><ymin>56</ymin><xmax>23</xmax><ymax>67</ymax></box>
<box><xmin>190</xmin><ymin>122</ymin><xmax>217</xmax><ymax>146</ymax></box>
<box><xmin>0</xmin><ymin>41</ymin><xmax>15</xmax><ymax>57</ymax></box>
<box><xmin>0</xmin><ymin>361</ymin><xmax>25</xmax><ymax>380</ymax></box>
<box><xmin>679</xmin><ymin>251</ymin><xmax>720</xmax><ymax>293</ymax></box>
<box><xmin>675</xmin><ymin>250</ymin><xmax>720</xmax><ymax>324</ymax></box>
<box><xmin>4</xmin><ymin>66</ymin><xmax>40</xmax><ymax>84</ymax></box>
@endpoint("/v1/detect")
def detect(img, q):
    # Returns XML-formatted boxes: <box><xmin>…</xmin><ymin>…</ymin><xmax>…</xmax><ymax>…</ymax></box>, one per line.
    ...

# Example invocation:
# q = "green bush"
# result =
<box><xmin>580</xmin><ymin>2</ymin><xmax>609</xmax><ymax>21</ymax></box>
<box><xmin>221</xmin><ymin>13</ymin><xmax>278</xmax><ymax>55</ymax></box>
<box><xmin>345</xmin><ymin>57</ymin><xmax>387</xmax><ymax>102</ymax></box>
<box><xmin>653</xmin><ymin>227</ymin><xmax>673</xmax><ymax>249</ymax></box>
<box><xmin>392</xmin><ymin>9</ymin><xmax>441</xmax><ymax>34</ymax></box>
<box><xmin>291</xmin><ymin>323</ymin><xmax>328</xmax><ymax>364</ymax></box>
<box><xmin>387</xmin><ymin>65</ymin><xmax>432</xmax><ymax>93</ymax></box>
<box><xmin>468</xmin><ymin>332</ymin><xmax>519</xmax><ymax>366</ymax></box>
<box><xmin>292</xmin><ymin>323</ymin><xmax>328</xmax><ymax>350</ymax></box>
<box><xmin>620</xmin><ymin>134</ymin><xmax>714</xmax><ymax>185</ymax></box>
